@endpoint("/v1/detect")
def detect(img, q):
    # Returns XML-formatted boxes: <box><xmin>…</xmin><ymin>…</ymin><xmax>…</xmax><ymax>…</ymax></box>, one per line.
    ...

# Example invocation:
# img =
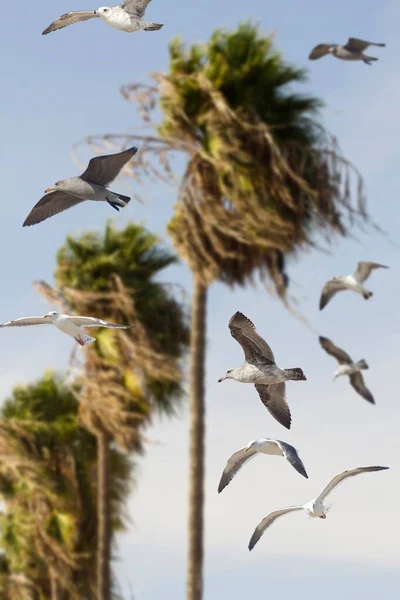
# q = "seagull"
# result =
<box><xmin>217</xmin><ymin>312</ymin><xmax>306</xmax><ymax>429</ymax></box>
<box><xmin>23</xmin><ymin>147</ymin><xmax>138</xmax><ymax>227</ymax></box>
<box><xmin>309</xmin><ymin>38</ymin><xmax>385</xmax><ymax>65</ymax></box>
<box><xmin>319</xmin><ymin>336</ymin><xmax>375</xmax><ymax>404</ymax></box>
<box><xmin>248</xmin><ymin>465</ymin><xmax>389</xmax><ymax>551</ymax></box>
<box><xmin>218</xmin><ymin>438</ymin><xmax>308</xmax><ymax>493</ymax></box>
<box><xmin>319</xmin><ymin>261</ymin><xmax>388</xmax><ymax>311</ymax></box>
<box><xmin>42</xmin><ymin>0</ymin><xmax>163</xmax><ymax>35</ymax></box>
<box><xmin>0</xmin><ymin>311</ymin><xmax>136</xmax><ymax>346</ymax></box>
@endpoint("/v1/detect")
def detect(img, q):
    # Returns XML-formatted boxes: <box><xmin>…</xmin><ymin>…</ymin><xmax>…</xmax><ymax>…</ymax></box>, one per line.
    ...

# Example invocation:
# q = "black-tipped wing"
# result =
<box><xmin>319</xmin><ymin>280</ymin><xmax>346</xmax><ymax>310</ymax></box>
<box><xmin>42</xmin><ymin>11</ymin><xmax>99</xmax><ymax>35</ymax></box>
<box><xmin>229</xmin><ymin>311</ymin><xmax>275</xmax><ymax>364</ymax></box>
<box><xmin>80</xmin><ymin>146</ymin><xmax>138</xmax><ymax>187</ymax></box>
<box><xmin>344</xmin><ymin>38</ymin><xmax>385</xmax><ymax>52</ymax></box>
<box><xmin>353</xmin><ymin>261</ymin><xmax>389</xmax><ymax>283</ymax></box>
<box><xmin>248</xmin><ymin>506</ymin><xmax>303</xmax><ymax>551</ymax></box>
<box><xmin>316</xmin><ymin>466</ymin><xmax>389</xmax><ymax>503</ymax></box>
<box><xmin>319</xmin><ymin>336</ymin><xmax>352</xmax><ymax>365</ymax></box>
<box><xmin>70</xmin><ymin>316</ymin><xmax>136</xmax><ymax>329</ymax></box>
<box><xmin>308</xmin><ymin>43</ymin><xmax>335</xmax><ymax>60</ymax></box>
<box><xmin>23</xmin><ymin>191</ymin><xmax>85</xmax><ymax>227</ymax></box>
<box><xmin>217</xmin><ymin>447</ymin><xmax>259</xmax><ymax>493</ymax></box>
<box><xmin>121</xmin><ymin>0</ymin><xmax>152</xmax><ymax>18</ymax></box>
<box><xmin>0</xmin><ymin>317</ymin><xmax>53</xmax><ymax>327</ymax></box>
<box><xmin>255</xmin><ymin>384</ymin><xmax>291</xmax><ymax>429</ymax></box>
<box><xmin>349</xmin><ymin>372</ymin><xmax>375</xmax><ymax>404</ymax></box>
<box><xmin>275</xmin><ymin>440</ymin><xmax>308</xmax><ymax>478</ymax></box>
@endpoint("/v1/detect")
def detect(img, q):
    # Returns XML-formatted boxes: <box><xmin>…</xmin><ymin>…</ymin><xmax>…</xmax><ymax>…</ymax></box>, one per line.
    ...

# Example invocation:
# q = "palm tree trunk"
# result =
<box><xmin>187</xmin><ymin>277</ymin><xmax>208</xmax><ymax>600</ymax></box>
<box><xmin>97</xmin><ymin>428</ymin><xmax>111</xmax><ymax>600</ymax></box>
<box><xmin>49</xmin><ymin>569</ymin><xmax>61</xmax><ymax>600</ymax></box>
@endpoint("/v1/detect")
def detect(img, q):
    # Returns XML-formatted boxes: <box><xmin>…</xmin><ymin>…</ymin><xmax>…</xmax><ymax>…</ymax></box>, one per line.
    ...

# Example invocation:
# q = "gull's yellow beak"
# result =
<box><xmin>43</xmin><ymin>315</ymin><xmax>50</xmax><ymax>319</ymax></box>
<box><xmin>45</xmin><ymin>187</ymin><xmax>54</xmax><ymax>193</ymax></box>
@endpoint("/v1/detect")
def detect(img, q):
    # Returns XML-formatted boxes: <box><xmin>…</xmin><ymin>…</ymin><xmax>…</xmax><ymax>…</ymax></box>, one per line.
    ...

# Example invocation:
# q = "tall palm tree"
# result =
<box><xmin>0</xmin><ymin>371</ymin><xmax>132</xmax><ymax>600</ymax></box>
<box><xmin>79</xmin><ymin>23</ymin><xmax>376</xmax><ymax>600</ymax></box>
<box><xmin>35</xmin><ymin>221</ymin><xmax>189</xmax><ymax>600</ymax></box>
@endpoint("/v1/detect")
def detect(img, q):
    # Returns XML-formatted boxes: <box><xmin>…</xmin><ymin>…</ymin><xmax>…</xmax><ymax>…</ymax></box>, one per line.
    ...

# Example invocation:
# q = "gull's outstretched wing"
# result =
<box><xmin>344</xmin><ymin>38</ymin><xmax>385</xmax><ymax>52</ymax></box>
<box><xmin>23</xmin><ymin>191</ymin><xmax>85</xmax><ymax>227</ymax></box>
<box><xmin>275</xmin><ymin>440</ymin><xmax>308</xmax><ymax>478</ymax></box>
<box><xmin>80</xmin><ymin>146</ymin><xmax>138</xmax><ymax>187</ymax></box>
<box><xmin>316</xmin><ymin>466</ymin><xmax>389</xmax><ymax>503</ymax></box>
<box><xmin>308</xmin><ymin>43</ymin><xmax>335</xmax><ymax>60</ymax></box>
<box><xmin>70</xmin><ymin>316</ymin><xmax>136</xmax><ymax>329</ymax></box>
<box><xmin>349</xmin><ymin>372</ymin><xmax>375</xmax><ymax>404</ymax></box>
<box><xmin>42</xmin><ymin>11</ymin><xmax>99</xmax><ymax>35</ymax></box>
<box><xmin>121</xmin><ymin>0</ymin><xmax>152</xmax><ymax>18</ymax></box>
<box><xmin>248</xmin><ymin>506</ymin><xmax>304</xmax><ymax>551</ymax></box>
<box><xmin>319</xmin><ymin>336</ymin><xmax>353</xmax><ymax>365</ymax></box>
<box><xmin>217</xmin><ymin>446</ymin><xmax>259</xmax><ymax>493</ymax></box>
<box><xmin>0</xmin><ymin>317</ymin><xmax>52</xmax><ymax>328</ymax></box>
<box><xmin>319</xmin><ymin>280</ymin><xmax>346</xmax><ymax>310</ymax></box>
<box><xmin>353</xmin><ymin>261</ymin><xmax>389</xmax><ymax>283</ymax></box>
<box><xmin>255</xmin><ymin>384</ymin><xmax>291</xmax><ymax>430</ymax></box>
<box><xmin>229</xmin><ymin>311</ymin><xmax>275</xmax><ymax>364</ymax></box>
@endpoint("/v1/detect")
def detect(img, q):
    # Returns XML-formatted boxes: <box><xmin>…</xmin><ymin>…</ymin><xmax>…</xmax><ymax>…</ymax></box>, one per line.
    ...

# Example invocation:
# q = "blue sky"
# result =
<box><xmin>1</xmin><ymin>0</ymin><xmax>399</xmax><ymax>598</ymax></box>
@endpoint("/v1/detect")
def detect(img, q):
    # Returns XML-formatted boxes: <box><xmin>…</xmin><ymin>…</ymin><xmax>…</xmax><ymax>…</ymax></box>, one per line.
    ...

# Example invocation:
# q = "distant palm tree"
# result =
<box><xmin>36</xmin><ymin>221</ymin><xmax>189</xmax><ymax>600</ymax></box>
<box><xmin>0</xmin><ymin>371</ymin><xmax>132</xmax><ymax>600</ymax></box>
<box><xmin>78</xmin><ymin>23</ymin><xmax>375</xmax><ymax>600</ymax></box>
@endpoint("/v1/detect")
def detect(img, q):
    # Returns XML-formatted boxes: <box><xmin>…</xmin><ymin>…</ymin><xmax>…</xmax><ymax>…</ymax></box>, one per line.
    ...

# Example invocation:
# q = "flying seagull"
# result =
<box><xmin>248</xmin><ymin>465</ymin><xmax>389</xmax><ymax>551</ymax></box>
<box><xmin>319</xmin><ymin>261</ymin><xmax>388</xmax><ymax>311</ymax></box>
<box><xmin>23</xmin><ymin>146</ymin><xmax>138</xmax><ymax>227</ymax></box>
<box><xmin>42</xmin><ymin>0</ymin><xmax>162</xmax><ymax>35</ymax></box>
<box><xmin>0</xmin><ymin>311</ymin><xmax>136</xmax><ymax>346</ymax></box>
<box><xmin>218</xmin><ymin>312</ymin><xmax>306</xmax><ymax>429</ymax></box>
<box><xmin>319</xmin><ymin>336</ymin><xmax>374</xmax><ymax>404</ymax></box>
<box><xmin>309</xmin><ymin>38</ymin><xmax>385</xmax><ymax>65</ymax></box>
<box><xmin>218</xmin><ymin>438</ymin><xmax>308</xmax><ymax>494</ymax></box>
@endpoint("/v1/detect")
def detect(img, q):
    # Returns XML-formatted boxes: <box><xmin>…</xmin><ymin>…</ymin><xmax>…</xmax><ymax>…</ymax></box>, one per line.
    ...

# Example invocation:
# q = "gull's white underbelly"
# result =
<box><xmin>54</xmin><ymin>317</ymin><xmax>81</xmax><ymax>338</ymax></box>
<box><xmin>100</xmin><ymin>11</ymin><xmax>142</xmax><ymax>32</ymax></box>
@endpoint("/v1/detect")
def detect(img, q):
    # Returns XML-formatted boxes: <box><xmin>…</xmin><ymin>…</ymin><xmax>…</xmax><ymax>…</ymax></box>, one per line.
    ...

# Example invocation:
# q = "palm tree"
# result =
<box><xmin>35</xmin><ymin>221</ymin><xmax>189</xmax><ymax>600</ymax></box>
<box><xmin>78</xmin><ymin>23</ymin><xmax>376</xmax><ymax>600</ymax></box>
<box><xmin>0</xmin><ymin>371</ymin><xmax>132</xmax><ymax>599</ymax></box>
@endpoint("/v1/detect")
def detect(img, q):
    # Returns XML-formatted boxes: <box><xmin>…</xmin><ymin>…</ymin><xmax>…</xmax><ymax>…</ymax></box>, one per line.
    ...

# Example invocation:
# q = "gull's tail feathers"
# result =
<box><xmin>144</xmin><ymin>23</ymin><xmax>163</xmax><ymax>31</ymax></box>
<box><xmin>285</xmin><ymin>368</ymin><xmax>307</xmax><ymax>381</ymax></box>
<box><xmin>75</xmin><ymin>333</ymin><xmax>96</xmax><ymax>347</ymax></box>
<box><xmin>363</xmin><ymin>57</ymin><xmax>378</xmax><ymax>65</ymax></box>
<box><xmin>362</xmin><ymin>290</ymin><xmax>373</xmax><ymax>299</ymax></box>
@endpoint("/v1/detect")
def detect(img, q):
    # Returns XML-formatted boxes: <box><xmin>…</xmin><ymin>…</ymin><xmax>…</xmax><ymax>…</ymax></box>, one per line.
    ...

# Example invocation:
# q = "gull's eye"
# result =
<box><xmin>227</xmin><ymin>369</ymin><xmax>232</xmax><ymax>374</ymax></box>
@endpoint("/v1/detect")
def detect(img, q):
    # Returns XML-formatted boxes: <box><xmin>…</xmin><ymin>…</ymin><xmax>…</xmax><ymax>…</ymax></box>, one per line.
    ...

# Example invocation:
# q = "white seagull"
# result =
<box><xmin>42</xmin><ymin>0</ymin><xmax>162</xmax><ymax>35</ymax></box>
<box><xmin>218</xmin><ymin>438</ymin><xmax>308</xmax><ymax>494</ymax></box>
<box><xmin>319</xmin><ymin>336</ymin><xmax>375</xmax><ymax>404</ymax></box>
<box><xmin>248</xmin><ymin>465</ymin><xmax>389</xmax><ymax>551</ymax></box>
<box><xmin>218</xmin><ymin>312</ymin><xmax>306</xmax><ymax>429</ymax></box>
<box><xmin>0</xmin><ymin>311</ymin><xmax>136</xmax><ymax>346</ymax></box>
<box><xmin>319</xmin><ymin>261</ymin><xmax>388</xmax><ymax>311</ymax></box>
<box><xmin>309</xmin><ymin>38</ymin><xmax>385</xmax><ymax>65</ymax></box>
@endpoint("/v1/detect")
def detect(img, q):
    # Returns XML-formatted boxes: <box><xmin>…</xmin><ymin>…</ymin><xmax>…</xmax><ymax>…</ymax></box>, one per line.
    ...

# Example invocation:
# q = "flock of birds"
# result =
<box><xmin>217</xmin><ymin>259</ymin><xmax>389</xmax><ymax>550</ymax></box>
<box><xmin>4</xmin><ymin>0</ymin><xmax>391</xmax><ymax>559</ymax></box>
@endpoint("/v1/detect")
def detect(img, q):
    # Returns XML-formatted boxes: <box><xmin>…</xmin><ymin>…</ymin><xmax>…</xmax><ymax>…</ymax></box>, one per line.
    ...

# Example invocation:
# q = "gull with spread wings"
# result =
<box><xmin>309</xmin><ymin>38</ymin><xmax>385</xmax><ymax>65</ymax></box>
<box><xmin>0</xmin><ymin>311</ymin><xmax>136</xmax><ymax>347</ymax></box>
<box><xmin>218</xmin><ymin>312</ymin><xmax>306</xmax><ymax>429</ymax></box>
<box><xmin>42</xmin><ymin>0</ymin><xmax>162</xmax><ymax>35</ymax></box>
<box><xmin>23</xmin><ymin>147</ymin><xmax>138</xmax><ymax>227</ymax></box>
<box><xmin>319</xmin><ymin>336</ymin><xmax>375</xmax><ymax>404</ymax></box>
<box><xmin>248</xmin><ymin>466</ymin><xmax>389</xmax><ymax>550</ymax></box>
<box><xmin>218</xmin><ymin>438</ymin><xmax>308</xmax><ymax>494</ymax></box>
<box><xmin>319</xmin><ymin>261</ymin><xmax>388</xmax><ymax>310</ymax></box>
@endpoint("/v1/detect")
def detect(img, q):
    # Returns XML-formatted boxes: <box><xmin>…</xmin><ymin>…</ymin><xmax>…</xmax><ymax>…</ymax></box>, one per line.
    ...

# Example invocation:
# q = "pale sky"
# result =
<box><xmin>1</xmin><ymin>0</ymin><xmax>399</xmax><ymax>598</ymax></box>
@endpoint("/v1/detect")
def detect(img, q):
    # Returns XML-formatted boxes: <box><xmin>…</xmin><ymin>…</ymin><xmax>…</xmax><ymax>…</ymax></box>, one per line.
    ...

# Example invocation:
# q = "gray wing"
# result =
<box><xmin>120</xmin><ymin>0</ymin><xmax>152</xmax><ymax>18</ymax></box>
<box><xmin>248</xmin><ymin>506</ymin><xmax>304</xmax><ymax>551</ymax></box>
<box><xmin>344</xmin><ymin>38</ymin><xmax>385</xmax><ymax>52</ymax></box>
<box><xmin>229</xmin><ymin>311</ymin><xmax>275</xmax><ymax>364</ymax></box>
<box><xmin>255</xmin><ymin>383</ymin><xmax>291</xmax><ymax>430</ymax></box>
<box><xmin>80</xmin><ymin>146</ymin><xmax>138</xmax><ymax>187</ymax></box>
<box><xmin>316</xmin><ymin>466</ymin><xmax>389</xmax><ymax>503</ymax></box>
<box><xmin>353</xmin><ymin>261</ymin><xmax>389</xmax><ymax>283</ymax></box>
<box><xmin>349</xmin><ymin>372</ymin><xmax>375</xmax><ymax>404</ymax></box>
<box><xmin>23</xmin><ymin>191</ymin><xmax>85</xmax><ymax>227</ymax></box>
<box><xmin>319</xmin><ymin>280</ymin><xmax>347</xmax><ymax>310</ymax></box>
<box><xmin>0</xmin><ymin>317</ymin><xmax>52</xmax><ymax>328</ymax></box>
<box><xmin>275</xmin><ymin>440</ymin><xmax>308</xmax><ymax>478</ymax></box>
<box><xmin>319</xmin><ymin>336</ymin><xmax>352</xmax><ymax>364</ymax></box>
<box><xmin>42</xmin><ymin>11</ymin><xmax>99</xmax><ymax>35</ymax></box>
<box><xmin>217</xmin><ymin>447</ymin><xmax>259</xmax><ymax>493</ymax></box>
<box><xmin>70</xmin><ymin>316</ymin><xmax>137</xmax><ymax>329</ymax></box>
<box><xmin>308</xmin><ymin>43</ymin><xmax>336</xmax><ymax>60</ymax></box>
